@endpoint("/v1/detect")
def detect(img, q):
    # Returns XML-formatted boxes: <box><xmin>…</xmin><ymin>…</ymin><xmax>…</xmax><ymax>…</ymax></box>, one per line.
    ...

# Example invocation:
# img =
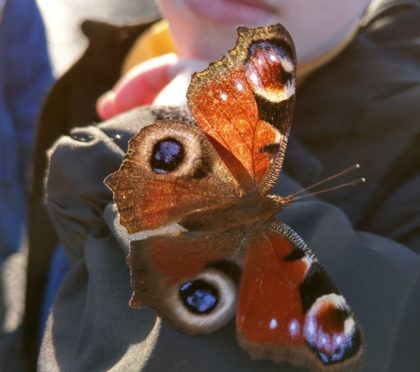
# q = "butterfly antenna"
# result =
<box><xmin>290</xmin><ymin>178</ymin><xmax>366</xmax><ymax>201</ymax></box>
<box><xmin>281</xmin><ymin>164</ymin><xmax>365</xmax><ymax>205</ymax></box>
<box><xmin>289</xmin><ymin>164</ymin><xmax>361</xmax><ymax>198</ymax></box>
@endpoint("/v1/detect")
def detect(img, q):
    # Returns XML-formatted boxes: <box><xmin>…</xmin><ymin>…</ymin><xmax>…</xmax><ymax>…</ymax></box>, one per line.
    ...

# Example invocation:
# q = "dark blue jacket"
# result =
<box><xmin>0</xmin><ymin>0</ymin><xmax>53</xmax><ymax>258</ymax></box>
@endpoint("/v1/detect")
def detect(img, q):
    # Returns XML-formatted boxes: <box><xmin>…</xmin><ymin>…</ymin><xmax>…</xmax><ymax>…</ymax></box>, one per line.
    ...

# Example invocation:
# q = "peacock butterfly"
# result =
<box><xmin>105</xmin><ymin>24</ymin><xmax>363</xmax><ymax>371</ymax></box>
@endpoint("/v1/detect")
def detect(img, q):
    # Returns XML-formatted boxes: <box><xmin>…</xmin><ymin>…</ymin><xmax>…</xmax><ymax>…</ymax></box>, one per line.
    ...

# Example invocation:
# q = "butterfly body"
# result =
<box><xmin>180</xmin><ymin>192</ymin><xmax>283</xmax><ymax>231</ymax></box>
<box><xmin>106</xmin><ymin>24</ymin><xmax>363</xmax><ymax>371</ymax></box>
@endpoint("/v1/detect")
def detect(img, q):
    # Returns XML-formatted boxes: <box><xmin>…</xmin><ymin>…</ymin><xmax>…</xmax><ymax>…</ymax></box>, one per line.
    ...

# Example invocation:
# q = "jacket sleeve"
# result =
<box><xmin>358</xmin><ymin>134</ymin><xmax>420</xmax><ymax>251</ymax></box>
<box><xmin>40</xmin><ymin>109</ymin><xmax>420</xmax><ymax>372</ymax></box>
<box><xmin>2</xmin><ymin>0</ymin><xmax>53</xmax><ymax>183</ymax></box>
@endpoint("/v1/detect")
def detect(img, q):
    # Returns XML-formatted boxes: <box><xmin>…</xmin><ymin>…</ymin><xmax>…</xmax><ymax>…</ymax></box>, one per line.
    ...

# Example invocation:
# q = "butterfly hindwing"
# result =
<box><xmin>105</xmin><ymin>120</ymin><xmax>244</xmax><ymax>232</ymax></box>
<box><xmin>187</xmin><ymin>24</ymin><xmax>296</xmax><ymax>193</ymax></box>
<box><xmin>127</xmin><ymin>228</ymin><xmax>247</xmax><ymax>334</ymax></box>
<box><xmin>236</xmin><ymin>221</ymin><xmax>363</xmax><ymax>370</ymax></box>
<box><xmin>128</xmin><ymin>218</ymin><xmax>363</xmax><ymax>370</ymax></box>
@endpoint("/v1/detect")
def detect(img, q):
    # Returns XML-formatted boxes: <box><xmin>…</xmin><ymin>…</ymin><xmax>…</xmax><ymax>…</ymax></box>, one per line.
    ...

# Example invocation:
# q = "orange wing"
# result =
<box><xmin>105</xmin><ymin>120</ymin><xmax>244</xmax><ymax>232</ymax></box>
<box><xmin>236</xmin><ymin>221</ymin><xmax>363</xmax><ymax>370</ymax></box>
<box><xmin>187</xmin><ymin>24</ymin><xmax>296</xmax><ymax>193</ymax></box>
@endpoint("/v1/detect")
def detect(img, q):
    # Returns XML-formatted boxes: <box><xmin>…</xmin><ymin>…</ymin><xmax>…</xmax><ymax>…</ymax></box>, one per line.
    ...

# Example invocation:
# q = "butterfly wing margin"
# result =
<box><xmin>236</xmin><ymin>221</ymin><xmax>363</xmax><ymax>370</ymax></box>
<box><xmin>187</xmin><ymin>24</ymin><xmax>296</xmax><ymax>193</ymax></box>
<box><xmin>105</xmin><ymin>120</ymin><xmax>244</xmax><ymax>233</ymax></box>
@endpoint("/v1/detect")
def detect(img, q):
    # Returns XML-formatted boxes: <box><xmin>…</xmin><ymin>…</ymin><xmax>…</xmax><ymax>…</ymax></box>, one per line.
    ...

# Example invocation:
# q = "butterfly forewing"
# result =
<box><xmin>187</xmin><ymin>24</ymin><xmax>296</xmax><ymax>193</ymax></box>
<box><xmin>105</xmin><ymin>120</ymin><xmax>244</xmax><ymax>232</ymax></box>
<box><xmin>236</xmin><ymin>221</ymin><xmax>363</xmax><ymax>370</ymax></box>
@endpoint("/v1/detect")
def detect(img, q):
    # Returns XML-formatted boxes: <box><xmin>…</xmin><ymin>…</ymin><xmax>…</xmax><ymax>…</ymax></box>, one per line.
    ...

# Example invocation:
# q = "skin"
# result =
<box><xmin>97</xmin><ymin>0</ymin><xmax>371</xmax><ymax>119</ymax></box>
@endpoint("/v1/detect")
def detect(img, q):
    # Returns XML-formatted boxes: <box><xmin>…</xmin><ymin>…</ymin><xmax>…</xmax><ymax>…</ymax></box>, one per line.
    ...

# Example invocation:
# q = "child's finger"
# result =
<box><xmin>97</xmin><ymin>53</ymin><xmax>178</xmax><ymax>119</ymax></box>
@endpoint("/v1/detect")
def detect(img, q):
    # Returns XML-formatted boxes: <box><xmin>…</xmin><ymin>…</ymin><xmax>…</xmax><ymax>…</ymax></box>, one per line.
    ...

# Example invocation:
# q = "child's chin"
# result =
<box><xmin>185</xmin><ymin>0</ymin><xmax>277</xmax><ymax>27</ymax></box>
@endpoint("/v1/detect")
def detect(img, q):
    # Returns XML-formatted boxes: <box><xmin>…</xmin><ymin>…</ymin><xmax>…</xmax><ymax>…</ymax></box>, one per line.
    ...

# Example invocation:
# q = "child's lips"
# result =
<box><xmin>186</xmin><ymin>0</ymin><xmax>277</xmax><ymax>26</ymax></box>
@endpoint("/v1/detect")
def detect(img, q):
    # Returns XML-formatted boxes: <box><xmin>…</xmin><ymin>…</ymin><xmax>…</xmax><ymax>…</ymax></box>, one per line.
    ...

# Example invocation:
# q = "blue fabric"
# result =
<box><xmin>0</xmin><ymin>0</ymin><xmax>53</xmax><ymax>259</ymax></box>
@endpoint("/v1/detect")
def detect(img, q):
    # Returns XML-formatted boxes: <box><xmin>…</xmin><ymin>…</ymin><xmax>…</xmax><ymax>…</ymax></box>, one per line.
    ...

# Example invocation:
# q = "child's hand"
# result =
<box><xmin>96</xmin><ymin>53</ymin><xmax>207</xmax><ymax>119</ymax></box>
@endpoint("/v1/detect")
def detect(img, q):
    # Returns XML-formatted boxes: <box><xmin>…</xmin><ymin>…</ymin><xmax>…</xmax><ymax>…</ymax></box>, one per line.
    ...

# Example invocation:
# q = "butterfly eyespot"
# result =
<box><xmin>179</xmin><ymin>280</ymin><xmax>219</xmax><ymax>314</ymax></box>
<box><xmin>150</xmin><ymin>138</ymin><xmax>185</xmax><ymax>174</ymax></box>
<box><xmin>304</xmin><ymin>294</ymin><xmax>361</xmax><ymax>365</ymax></box>
<box><xmin>246</xmin><ymin>40</ymin><xmax>295</xmax><ymax>106</ymax></box>
<box><xmin>166</xmin><ymin>268</ymin><xmax>237</xmax><ymax>334</ymax></box>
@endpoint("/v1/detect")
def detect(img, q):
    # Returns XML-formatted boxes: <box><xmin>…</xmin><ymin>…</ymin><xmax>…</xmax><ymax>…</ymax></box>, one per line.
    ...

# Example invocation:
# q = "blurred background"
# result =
<box><xmin>0</xmin><ymin>2</ymin><xmax>161</xmax><ymax>369</ymax></box>
<box><xmin>36</xmin><ymin>0</ymin><xmax>160</xmax><ymax>76</ymax></box>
